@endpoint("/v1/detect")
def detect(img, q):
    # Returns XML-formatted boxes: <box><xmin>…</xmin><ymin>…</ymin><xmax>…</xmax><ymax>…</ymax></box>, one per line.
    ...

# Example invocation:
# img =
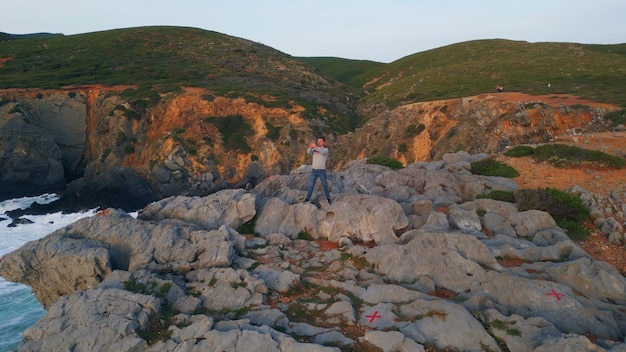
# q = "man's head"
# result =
<box><xmin>317</xmin><ymin>136</ymin><xmax>326</xmax><ymax>147</ymax></box>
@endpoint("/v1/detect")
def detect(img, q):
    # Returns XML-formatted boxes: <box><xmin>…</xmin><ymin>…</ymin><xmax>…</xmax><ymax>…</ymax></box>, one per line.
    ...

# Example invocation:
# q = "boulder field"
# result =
<box><xmin>1</xmin><ymin>152</ymin><xmax>624</xmax><ymax>352</ymax></box>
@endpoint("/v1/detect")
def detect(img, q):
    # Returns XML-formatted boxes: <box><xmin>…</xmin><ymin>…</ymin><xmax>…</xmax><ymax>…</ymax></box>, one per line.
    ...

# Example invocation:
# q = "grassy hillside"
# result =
<box><xmin>296</xmin><ymin>56</ymin><xmax>384</xmax><ymax>87</ymax></box>
<box><xmin>0</xmin><ymin>26</ymin><xmax>362</xmax><ymax>133</ymax></box>
<box><xmin>0</xmin><ymin>27</ymin><xmax>318</xmax><ymax>90</ymax></box>
<box><xmin>356</xmin><ymin>39</ymin><xmax>626</xmax><ymax>108</ymax></box>
<box><xmin>0</xmin><ymin>32</ymin><xmax>62</xmax><ymax>41</ymax></box>
<box><xmin>2</xmin><ymin>27</ymin><xmax>625</xmax><ymax>118</ymax></box>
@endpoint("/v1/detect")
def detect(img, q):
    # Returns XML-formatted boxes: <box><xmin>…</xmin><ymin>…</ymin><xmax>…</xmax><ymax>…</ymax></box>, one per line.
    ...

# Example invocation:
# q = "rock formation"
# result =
<box><xmin>1</xmin><ymin>152</ymin><xmax>624</xmax><ymax>351</ymax></box>
<box><xmin>1</xmin><ymin>87</ymin><xmax>620</xmax><ymax>210</ymax></box>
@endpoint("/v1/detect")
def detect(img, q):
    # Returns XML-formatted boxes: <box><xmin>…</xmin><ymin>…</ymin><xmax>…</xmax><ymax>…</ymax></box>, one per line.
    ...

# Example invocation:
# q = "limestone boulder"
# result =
<box><xmin>138</xmin><ymin>188</ymin><xmax>256</xmax><ymax>231</ymax></box>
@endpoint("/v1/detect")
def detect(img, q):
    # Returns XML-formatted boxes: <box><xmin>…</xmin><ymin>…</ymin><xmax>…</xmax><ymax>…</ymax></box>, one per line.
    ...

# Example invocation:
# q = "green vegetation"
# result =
<box><xmin>532</xmin><ymin>144</ymin><xmax>626</xmax><ymax>168</ymax></box>
<box><xmin>204</xmin><ymin>115</ymin><xmax>253</xmax><ymax>152</ymax></box>
<box><xmin>476</xmin><ymin>190</ymin><xmax>516</xmax><ymax>203</ymax></box>
<box><xmin>296</xmin><ymin>56</ymin><xmax>384</xmax><ymax>88</ymax></box>
<box><xmin>470</xmin><ymin>158</ymin><xmax>520</xmax><ymax>178</ymax></box>
<box><xmin>355</xmin><ymin>40</ymin><xmax>626</xmax><ymax>107</ymax></box>
<box><xmin>366</xmin><ymin>155</ymin><xmax>404</xmax><ymax>170</ymax></box>
<box><xmin>236</xmin><ymin>215</ymin><xmax>258</xmax><ymax>235</ymax></box>
<box><xmin>405</xmin><ymin>123</ymin><xmax>426</xmax><ymax>137</ymax></box>
<box><xmin>604</xmin><ymin>109</ymin><xmax>626</xmax><ymax>127</ymax></box>
<box><xmin>504</xmin><ymin>146</ymin><xmax>534</xmax><ymax>157</ymax></box>
<box><xmin>477</xmin><ymin>186</ymin><xmax>592</xmax><ymax>240</ymax></box>
<box><xmin>265</xmin><ymin>122</ymin><xmax>281</xmax><ymax>141</ymax></box>
<box><xmin>504</xmin><ymin>143</ymin><xmax>626</xmax><ymax>169</ymax></box>
<box><xmin>122</xmin><ymin>277</ymin><xmax>178</xmax><ymax>344</ymax></box>
<box><xmin>491</xmin><ymin>319</ymin><xmax>522</xmax><ymax>337</ymax></box>
<box><xmin>338</xmin><ymin>253</ymin><xmax>371</xmax><ymax>270</ymax></box>
<box><xmin>137</xmin><ymin>304</ymin><xmax>176</xmax><ymax>345</ymax></box>
<box><xmin>297</xmin><ymin>231</ymin><xmax>314</xmax><ymax>241</ymax></box>
<box><xmin>515</xmin><ymin>188</ymin><xmax>591</xmax><ymax>239</ymax></box>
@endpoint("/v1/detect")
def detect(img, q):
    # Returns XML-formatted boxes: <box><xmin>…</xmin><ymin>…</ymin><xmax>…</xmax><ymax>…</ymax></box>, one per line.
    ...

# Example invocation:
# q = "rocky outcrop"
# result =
<box><xmin>335</xmin><ymin>93</ymin><xmax>620</xmax><ymax>169</ymax></box>
<box><xmin>0</xmin><ymin>88</ymin><xmax>620</xmax><ymax>208</ymax></box>
<box><xmin>0</xmin><ymin>116</ymin><xmax>65</xmax><ymax>199</ymax></box>
<box><xmin>1</xmin><ymin>152</ymin><xmax>624</xmax><ymax>352</ymax></box>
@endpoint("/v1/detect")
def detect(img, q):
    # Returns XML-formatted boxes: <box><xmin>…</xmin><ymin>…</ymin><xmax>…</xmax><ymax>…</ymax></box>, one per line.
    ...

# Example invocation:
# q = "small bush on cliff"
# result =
<box><xmin>366</xmin><ymin>156</ymin><xmax>403</xmax><ymax>170</ymax></box>
<box><xmin>405</xmin><ymin>123</ymin><xmax>425</xmax><ymax>137</ymax></box>
<box><xmin>604</xmin><ymin>109</ymin><xmax>626</xmax><ymax>128</ymax></box>
<box><xmin>204</xmin><ymin>115</ymin><xmax>253</xmax><ymax>152</ymax></box>
<box><xmin>265</xmin><ymin>122</ymin><xmax>281</xmax><ymax>141</ymax></box>
<box><xmin>470</xmin><ymin>158</ymin><xmax>519</xmax><ymax>178</ymax></box>
<box><xmin>504</xmin><ymin>146</ymin><xmax>534</xmax><ymax>157</ymax></box>
<box><xmin>515</xmin><ymin>188</ymin><xmax>591</xmax><ymax>239</ymax></box>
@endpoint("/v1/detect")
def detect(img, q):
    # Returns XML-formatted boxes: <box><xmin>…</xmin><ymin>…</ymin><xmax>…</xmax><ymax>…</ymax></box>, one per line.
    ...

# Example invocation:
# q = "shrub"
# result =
<box><xmin>398</xmin><ymin>143</ymin><xmax>408</xmax><ymax>153</ymax></box>
<box><xmin>504</xmin><ymin>146</ymin><xmax>534</xmax><ymax>157</ymax></box>
<box><xmin>297</xmin><ymin>231</ymin><xmax>314</xmax><ymax>240</ymax></box>
<box><xmin>470</xmin><ymin>158</ymin><xmax>520</xmax><ymax>178</ymax></box>
<box><xmin>515</xmin><ymin>188</ymin><xmax>590</xmax><ymax>222</ymax></box>
<box><xmin>604</xmin><ymin>109</ymin><xmax>626</xmax><ymax>127</ymax></box>
<box><xmin>476</xmin><ymin>190</ymin><xmax>515</xmax><ymax>203</ymax></box>
<box><xmin>204</xmin><ymin>115</ymin><xmax>253</xmax><ymax>152</ymax></box>
<box><xmin>405</xmin><ymin>123</ymin><xmax>425</xmax><ymax>137</ymax></box>
<box><xmin>236</xmin><ymin>216</ymin><xmax>258</xmax><ymax>235</ymax></box>
<box><xmin>265</xmin><ymin>122</ymin><xmax>281</xmax><ymax>141</ymax></box>
<box><xmin>515</xmin><ymin>188</ymin><xmax>591</xmax><ymax>239</ymax></box>
<box><xmin>532</xmin><ymin>144</ymin><xmax>626</xmax><ymax>169</ymax></box>
<box><xmin>366</xmin><ymin>155</ymin><xmax>404</xmax><ymax>170</ymax></box>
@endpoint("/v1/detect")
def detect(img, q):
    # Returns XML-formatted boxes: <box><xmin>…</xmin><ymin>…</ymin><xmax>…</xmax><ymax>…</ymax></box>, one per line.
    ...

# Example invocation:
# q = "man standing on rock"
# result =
<box><xmin>305</xmin><ymin>136</ymin><xmax>332</xmax><ymax>205</ymax></box>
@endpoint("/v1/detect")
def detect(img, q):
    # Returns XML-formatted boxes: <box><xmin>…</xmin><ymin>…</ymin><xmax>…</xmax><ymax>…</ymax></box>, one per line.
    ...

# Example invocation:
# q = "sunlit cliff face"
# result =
<box><xmin>1</xmin><ymin>87</ymin><xmax>618</xmax><ymax>194</ymax></box>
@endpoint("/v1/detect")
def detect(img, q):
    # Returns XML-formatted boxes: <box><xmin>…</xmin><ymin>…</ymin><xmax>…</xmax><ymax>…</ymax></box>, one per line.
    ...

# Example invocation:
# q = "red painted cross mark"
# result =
<box><xmin>365</xmin><ymin>311</ymin><xmax>382</xmax><ymax>323</ymax></box>
<box><xmin>546</xmin><ymin>289</ymin><xmax>565</xmax><ymax>301</ymax></box>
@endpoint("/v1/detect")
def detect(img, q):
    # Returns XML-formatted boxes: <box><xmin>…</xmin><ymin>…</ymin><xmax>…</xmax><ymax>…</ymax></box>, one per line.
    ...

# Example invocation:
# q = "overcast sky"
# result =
<box><xmin>2</xmin><ymin>0</ymin><xmax>625</xmax><ymax>63</ymax></box>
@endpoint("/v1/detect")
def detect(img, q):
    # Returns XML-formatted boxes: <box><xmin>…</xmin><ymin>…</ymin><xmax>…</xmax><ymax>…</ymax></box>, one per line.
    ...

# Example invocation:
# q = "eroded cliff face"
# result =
<box><xmin>0</xmin><ymin>86</ymin><xmax>319</xmax><ymax>199</ymax></box>
<box><xmin>0</xmin><ymin>88</ymin><xmax>619</xmax><ymax>201</ymax></box>
<box><xmin>334</xmin><ymin>92</ymin><xmax>619</xmax><ymax>169</ymax></box>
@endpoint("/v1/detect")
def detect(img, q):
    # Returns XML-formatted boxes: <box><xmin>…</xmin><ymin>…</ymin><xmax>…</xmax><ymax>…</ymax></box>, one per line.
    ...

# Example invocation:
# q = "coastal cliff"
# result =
<box><xmin>1</xmin><ymin>152</ymin><xmax>624</xmax><ymax>351</ymax></box>
<box><xmin>1</xmin><ymin>87</ymin><xmax>618</xmax><ymax>208</ymax></box>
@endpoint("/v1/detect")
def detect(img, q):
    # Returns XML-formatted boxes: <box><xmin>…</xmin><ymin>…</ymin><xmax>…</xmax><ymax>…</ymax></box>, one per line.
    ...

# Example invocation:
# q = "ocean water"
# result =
<box><xmin>0</xmin><ymin>194</ymin><xmax>97</xmax><ymax>351</ymax></box>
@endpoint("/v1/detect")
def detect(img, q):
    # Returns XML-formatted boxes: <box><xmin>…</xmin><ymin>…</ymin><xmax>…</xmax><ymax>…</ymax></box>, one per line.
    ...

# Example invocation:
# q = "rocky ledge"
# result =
<box><xmin>1</xmin><ymin>152</ymin><xmax>625</xmax><ymax>352</ymax></box>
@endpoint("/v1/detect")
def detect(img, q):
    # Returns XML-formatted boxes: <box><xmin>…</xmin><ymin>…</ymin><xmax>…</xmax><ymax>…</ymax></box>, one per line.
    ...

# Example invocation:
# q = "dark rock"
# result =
<box><xmin>61</xmin><ymin>166</ymin><xmax>158</xmax><ymax>212</ymax></box>
<box><xmin>0</xmin><ymin>117</ymin><xmax>66</xmax><ymax>200</ymax></box>
<box><xmin>7</xmin><ymin>217</ymin><xmax>34</xmax><ymax>227</ymax></box>
<box><xmin>7</xmin><ymin>166</ymin><xmax>158</xmax><ymax>216</ymax></box>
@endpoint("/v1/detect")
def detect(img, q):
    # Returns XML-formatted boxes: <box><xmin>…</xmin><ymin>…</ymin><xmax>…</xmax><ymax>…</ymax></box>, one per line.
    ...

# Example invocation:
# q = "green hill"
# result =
<box><xmin>0</xmin><ymin>26</ymin><xmax>362</xmax><ymax>133</ymax></box>
<box><xmin>2</xmin><ymin>27</ymin><xmax>625</xmax><ymax>120</ymax></box>
<box><xmin>0</xmin><ymin>26</ymin><xmax>324</xmax><ymax>90</ymax></box>
<box><xmin>296</xmin><ymin>56</ymin><xmax>384</xmax><ymax>88</ymax></box>
<box><xmin>354</xmin><ymin>39</ymin><xmax>626</xmax><ymax>108</ymax></box>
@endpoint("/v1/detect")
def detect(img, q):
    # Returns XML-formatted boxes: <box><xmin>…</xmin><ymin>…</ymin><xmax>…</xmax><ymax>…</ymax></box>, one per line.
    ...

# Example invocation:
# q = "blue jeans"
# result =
<box><xmin>306</xmin><ymin>169</ymin><xmax>330</xmax><ymax>201</ymax></box>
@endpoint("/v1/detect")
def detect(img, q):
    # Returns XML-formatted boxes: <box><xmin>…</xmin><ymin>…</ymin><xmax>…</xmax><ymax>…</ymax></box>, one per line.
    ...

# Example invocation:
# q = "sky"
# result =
<box><xmin>2</xmin><ymin>0</ymin><xmax>625</xmax><ymax>63</ymax></box>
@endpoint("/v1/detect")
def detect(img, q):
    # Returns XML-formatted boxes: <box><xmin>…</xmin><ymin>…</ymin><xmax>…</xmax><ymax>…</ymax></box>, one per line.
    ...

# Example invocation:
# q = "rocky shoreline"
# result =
<box><xmin>1</xmin><ymin>152</ymin><xmax>624</xmax><ymax>351</ymax></box>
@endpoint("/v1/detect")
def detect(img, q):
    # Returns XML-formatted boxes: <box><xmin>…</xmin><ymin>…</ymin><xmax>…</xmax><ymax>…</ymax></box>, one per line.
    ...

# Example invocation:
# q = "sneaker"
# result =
<box><xmin>327</xmin><ymin>198</ymin><xmax>332</xmax><ymax>205</ymax></box>
<box><xmin>304</xmin><ymin>198</ymin><xmax>310</xmax><ymax>203</ymax></box>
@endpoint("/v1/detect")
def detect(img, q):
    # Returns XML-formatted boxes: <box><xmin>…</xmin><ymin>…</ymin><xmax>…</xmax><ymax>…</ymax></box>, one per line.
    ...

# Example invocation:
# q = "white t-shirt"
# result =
<box><xmin>308</xmin><ymin>147</ymin><xmax>328</xmax><ymax>170</ymax></box>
